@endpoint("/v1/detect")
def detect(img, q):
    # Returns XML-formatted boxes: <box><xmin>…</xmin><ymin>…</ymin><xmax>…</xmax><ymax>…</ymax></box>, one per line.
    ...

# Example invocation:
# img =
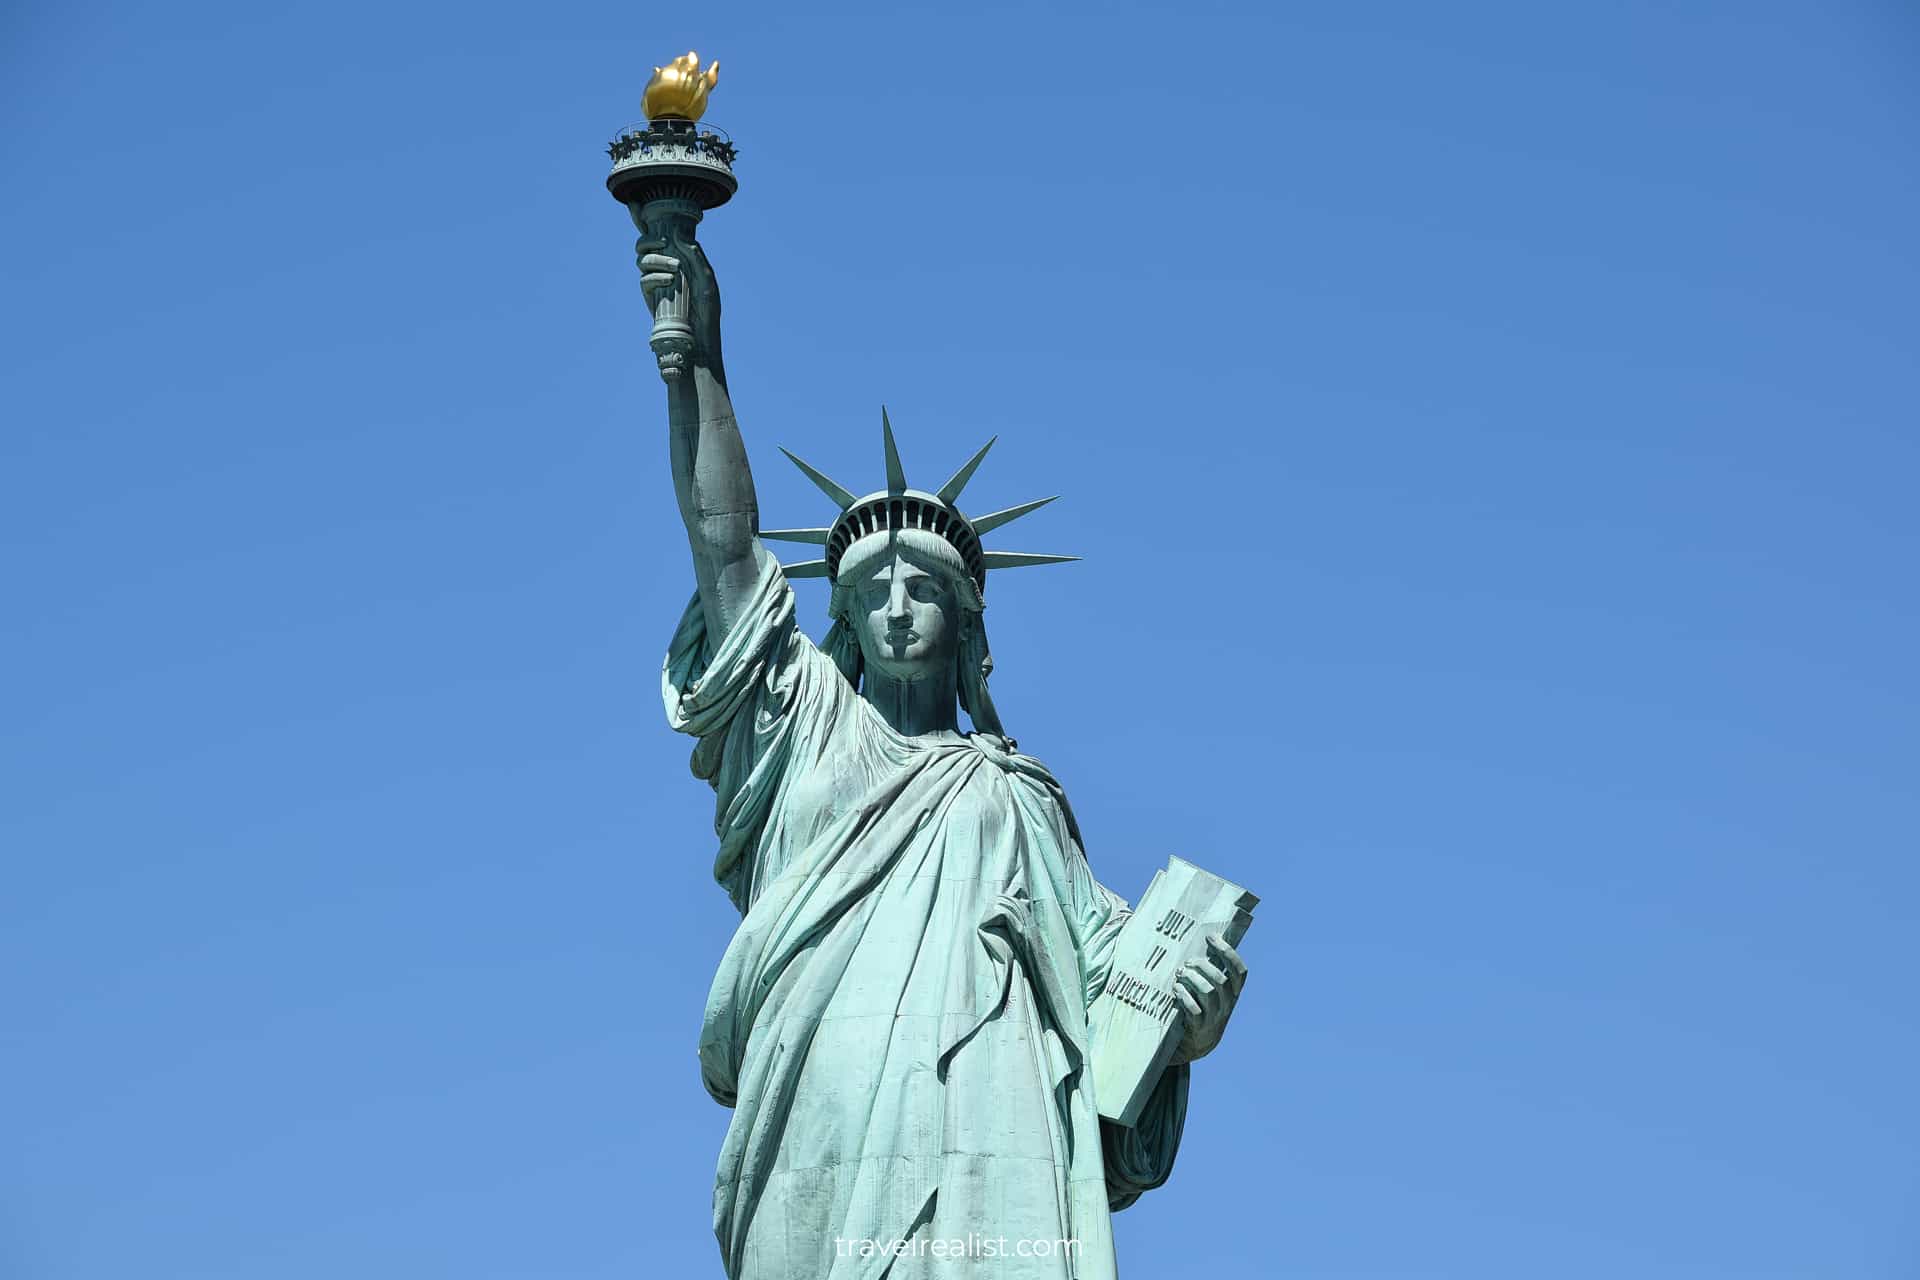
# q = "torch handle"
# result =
<box><xmin>648</xmin><ymin>274</ymin><xmax>695</xmax><ymax>383</ymax></box>
<box><xmin>633</xmin><ymin>196</ymin><xmax>707</xmax><ymax>385</ymax></box>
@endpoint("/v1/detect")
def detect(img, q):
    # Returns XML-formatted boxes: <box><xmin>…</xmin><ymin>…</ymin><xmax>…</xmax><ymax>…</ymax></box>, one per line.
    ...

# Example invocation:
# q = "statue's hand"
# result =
<box><xmin>1168</xmin><ymin>935</ymin><xmax>1248</xmax><ymax>1066</ymax></box>
<box><xmin>637</xmin><ymin>223</ymin><xmax>725</xmax><ymax>384</ymax></box>
<box><xmin>638</xmin><ymin>251</ymin><xmax>683</xmax><ymax>314</ymax></box>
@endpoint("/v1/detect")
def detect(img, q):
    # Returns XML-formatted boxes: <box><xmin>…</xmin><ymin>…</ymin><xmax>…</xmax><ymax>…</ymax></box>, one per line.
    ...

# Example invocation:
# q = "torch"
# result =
<box><xmin>605</xmin><ymin>53</ymin><xmax>738</xmax><ymax>382</ymax></box>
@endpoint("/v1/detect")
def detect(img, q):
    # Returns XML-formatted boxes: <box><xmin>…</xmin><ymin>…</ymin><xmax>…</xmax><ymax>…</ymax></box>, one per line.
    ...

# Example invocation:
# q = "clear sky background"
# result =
<box><xmin>3</xmin><ymin>2</ymin><xmax>1917</xmax><ymax>1276</ymax></box>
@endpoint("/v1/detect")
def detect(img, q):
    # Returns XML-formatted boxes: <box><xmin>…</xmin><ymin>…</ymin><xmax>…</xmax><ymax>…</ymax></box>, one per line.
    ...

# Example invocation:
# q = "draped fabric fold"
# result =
<box><xmin>664</xmin><ymin>550</ymin><xmax>1187</xmax><ymax>1279</ymax></box>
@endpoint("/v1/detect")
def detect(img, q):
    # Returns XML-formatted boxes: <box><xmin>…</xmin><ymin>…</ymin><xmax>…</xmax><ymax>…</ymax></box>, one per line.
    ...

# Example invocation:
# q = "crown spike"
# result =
<box><xmin>881</xmin><ymin>407</ymin><xmax>907</xmax><ymax>495</ymax></box>
<box><xmin>979</xmin><ymin>551</ymin><xmax>1081</xmax><ymax>570</ymax></box>
<box><xmin>936</xmin><ymin>436</ymin><xmax>997</xmax><ymax>506</ymax></box>
<box><xmin>970</xmin><ymin>495</ymin><xmax>1059</xmax><ymax>535</ymax></box>
<box><xmin>779</xmin><ymin>448</ymin><xmax>858</xmax><ymax>510</ymax></box>
<box><xmin>760</xmin><ymin>527</ymin><xmax>832</xmax><ymax>544</ymax></box>
<box><xmin>781</xmin><ymin>559</ymin><xmax>831</xmax><ymax>578</ymax></box>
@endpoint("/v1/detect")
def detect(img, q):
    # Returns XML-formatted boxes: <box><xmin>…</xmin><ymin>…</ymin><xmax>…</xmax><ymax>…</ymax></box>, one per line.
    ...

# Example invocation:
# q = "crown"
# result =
<box><xmin>763</xmin><ymin>409</ymin><xmax>1077</xmax><ymax>593</ymax></box>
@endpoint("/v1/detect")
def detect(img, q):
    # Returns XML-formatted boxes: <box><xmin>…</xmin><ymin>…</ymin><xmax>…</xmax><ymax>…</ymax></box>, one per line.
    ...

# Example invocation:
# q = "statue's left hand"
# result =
<box><xmin>1168</xmin><ymin>935</ymin><xmax>1248</xmax><ymax>1065</ymax></box>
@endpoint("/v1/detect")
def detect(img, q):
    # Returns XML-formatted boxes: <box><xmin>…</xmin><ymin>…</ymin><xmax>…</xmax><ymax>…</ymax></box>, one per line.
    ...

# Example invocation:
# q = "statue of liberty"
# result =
<box><xmin>623</xmin><ymin>54</ymin><xmax>1248</xmax><ymax>1280</ymax></box>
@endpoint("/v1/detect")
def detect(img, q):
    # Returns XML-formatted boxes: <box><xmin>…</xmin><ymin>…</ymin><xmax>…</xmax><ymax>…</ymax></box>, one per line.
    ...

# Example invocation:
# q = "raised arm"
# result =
<box><xmin>636</xmin><ymin>204</ymin><xmax>761</xmax><ymax>640</ymax></box>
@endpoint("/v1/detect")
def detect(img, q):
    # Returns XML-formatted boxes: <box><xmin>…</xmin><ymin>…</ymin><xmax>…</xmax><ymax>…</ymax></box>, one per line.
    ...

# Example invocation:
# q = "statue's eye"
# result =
<box><xmin>907</xmin><ymin>579</ymin><xmax>942</xmax><ymax>603</ymax></box>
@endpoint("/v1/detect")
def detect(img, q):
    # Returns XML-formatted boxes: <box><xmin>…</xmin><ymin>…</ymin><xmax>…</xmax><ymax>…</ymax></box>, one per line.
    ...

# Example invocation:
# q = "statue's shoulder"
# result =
<box><xmin>966</xmin><ymin>731</ymin><xmax>1064</xmax><ymax>789</ymax></box>
<box><xmin>965</xmin><ymin>731</ymin><xmax>1090</xmax><ymax>855</ymax></box>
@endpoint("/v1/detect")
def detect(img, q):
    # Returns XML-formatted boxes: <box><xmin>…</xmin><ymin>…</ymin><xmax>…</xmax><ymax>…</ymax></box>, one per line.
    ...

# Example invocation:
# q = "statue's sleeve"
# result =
<box><xmin>662</xmin><ymin>546</ymin><xmax>855</xmax><ymax>911</ymax></box>
<box><xmin>1101</xmin><ymin>1062</ymin><xmax>1190</xmax><ymax>1211</ymax></box>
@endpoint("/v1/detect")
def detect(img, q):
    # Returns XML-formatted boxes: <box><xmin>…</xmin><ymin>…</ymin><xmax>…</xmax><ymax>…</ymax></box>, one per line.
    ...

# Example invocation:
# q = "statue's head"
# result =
<box><xmin>834</xmin><ymin>528</ymin><xmax>979</xmax><ymax>682</ymax></box>
<box><xmin>763</xmin><ymin>410</ymin><xmax>1077</xmax><ymax>737</ymax></box>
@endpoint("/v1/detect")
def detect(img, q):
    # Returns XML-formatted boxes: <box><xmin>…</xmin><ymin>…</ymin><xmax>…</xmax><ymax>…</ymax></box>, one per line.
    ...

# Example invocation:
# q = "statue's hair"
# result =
<box><xmin>822</xmin><ymin>529</ymin><xmax>1005</xmax><ymax>738</ymax></box>
<box><xmin>832</xmin><ymin>528</ymin><xmax>983</xmax><ymax>612</ymax></box>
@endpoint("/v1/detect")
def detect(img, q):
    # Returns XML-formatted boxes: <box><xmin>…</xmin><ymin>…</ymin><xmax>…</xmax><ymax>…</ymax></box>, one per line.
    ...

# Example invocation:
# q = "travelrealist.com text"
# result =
<box><xmin>832</xmin><ymin>1234</ymin><xmax>1083</xmax><ymax>1261</ymax></box>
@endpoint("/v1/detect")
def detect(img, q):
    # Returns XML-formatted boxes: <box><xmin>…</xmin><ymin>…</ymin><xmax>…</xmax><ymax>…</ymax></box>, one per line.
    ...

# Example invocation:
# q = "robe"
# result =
<box><xmin>664</xmin><ymin>550</ymin><xmax>1187</xmax><ymax>1279</ymax></box>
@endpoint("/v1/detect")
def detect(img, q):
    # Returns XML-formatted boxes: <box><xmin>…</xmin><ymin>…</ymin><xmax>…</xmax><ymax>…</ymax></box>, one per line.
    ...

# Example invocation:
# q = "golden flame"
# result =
<box><xmin>644</xmin><ymin>51</ymin><xmax>719</xmax><ymax>121</ymax></box>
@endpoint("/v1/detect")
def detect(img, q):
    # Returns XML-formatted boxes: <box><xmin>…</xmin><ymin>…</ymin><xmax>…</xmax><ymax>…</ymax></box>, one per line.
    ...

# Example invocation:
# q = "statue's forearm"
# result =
<box><xmin>667</xmin><ymin>365</ymin><xmax>761</xmax><ymax>637</ymax></box>
<box><xmin>634</xmin><ymin>201</ymin><xmax>759</xmax><ymax>637</ymax></box>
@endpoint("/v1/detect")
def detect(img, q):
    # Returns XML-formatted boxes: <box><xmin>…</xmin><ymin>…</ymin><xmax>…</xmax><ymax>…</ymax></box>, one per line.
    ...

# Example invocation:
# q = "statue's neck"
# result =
<box><xmin>862</xmin><ymin>668</ymin><xmax>960</xmax><ymax>737</ymax></box>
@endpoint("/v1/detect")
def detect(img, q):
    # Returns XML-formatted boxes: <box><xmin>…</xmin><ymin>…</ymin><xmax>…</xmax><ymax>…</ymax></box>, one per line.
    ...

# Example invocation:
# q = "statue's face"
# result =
<box><xmin>853</xmin><ymin>551</ymin><xmax>960</xmax><ymax>680</ymax></box>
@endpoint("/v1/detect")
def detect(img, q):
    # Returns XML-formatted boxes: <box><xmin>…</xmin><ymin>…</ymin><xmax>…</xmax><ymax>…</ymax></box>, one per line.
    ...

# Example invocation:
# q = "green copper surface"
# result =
<box><xmin>614</xmin><ymin>113</ymin><xmax>1250</xmax><ymax>1280</ymax></box>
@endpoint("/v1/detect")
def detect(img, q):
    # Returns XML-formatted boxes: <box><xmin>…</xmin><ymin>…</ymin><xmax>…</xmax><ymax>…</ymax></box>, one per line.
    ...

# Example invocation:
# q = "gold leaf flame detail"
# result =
<box><xmin>643</xmin><ymin>51</ymin><xmax>719</xmax><ymax>121</ymax></box>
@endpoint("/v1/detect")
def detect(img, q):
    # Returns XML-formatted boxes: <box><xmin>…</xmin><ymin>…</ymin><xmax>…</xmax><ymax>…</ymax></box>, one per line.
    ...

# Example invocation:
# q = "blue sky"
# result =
<box><xmin>3</xmin><ymin>2</ymin><xmax>1916</xmax><ymax>1276</ymax></box>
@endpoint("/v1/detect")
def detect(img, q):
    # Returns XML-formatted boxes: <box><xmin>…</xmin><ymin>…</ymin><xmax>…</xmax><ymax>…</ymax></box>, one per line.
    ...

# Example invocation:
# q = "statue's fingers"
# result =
<box><xmin>1190</xmin><ymin>956</ymin><xmax>1229</xmax><ymax>987</ymax></box>
<box><xmin>1174</xmin><ymin>984</ymin><xmax>1203</xmax><ymax>1018</ymax></box>
<box><xmin>1177</xmin><ymin>967</ymin><xmax>1216</xmax><ymax>998</ymax></box>
<box><xmin>1208</xmin><ymin>935</ymin><xmax>1249</xmax><ymax>982</ymax></box>
<box><xmin>641</xmin><ymin>272</ymin><xmax>678</xmax><ymax>296</ymax></box>
<box><xmin>640</xmin><ymin>253</ymin><xmax>681</xmax><ymax>272</ymax></box>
